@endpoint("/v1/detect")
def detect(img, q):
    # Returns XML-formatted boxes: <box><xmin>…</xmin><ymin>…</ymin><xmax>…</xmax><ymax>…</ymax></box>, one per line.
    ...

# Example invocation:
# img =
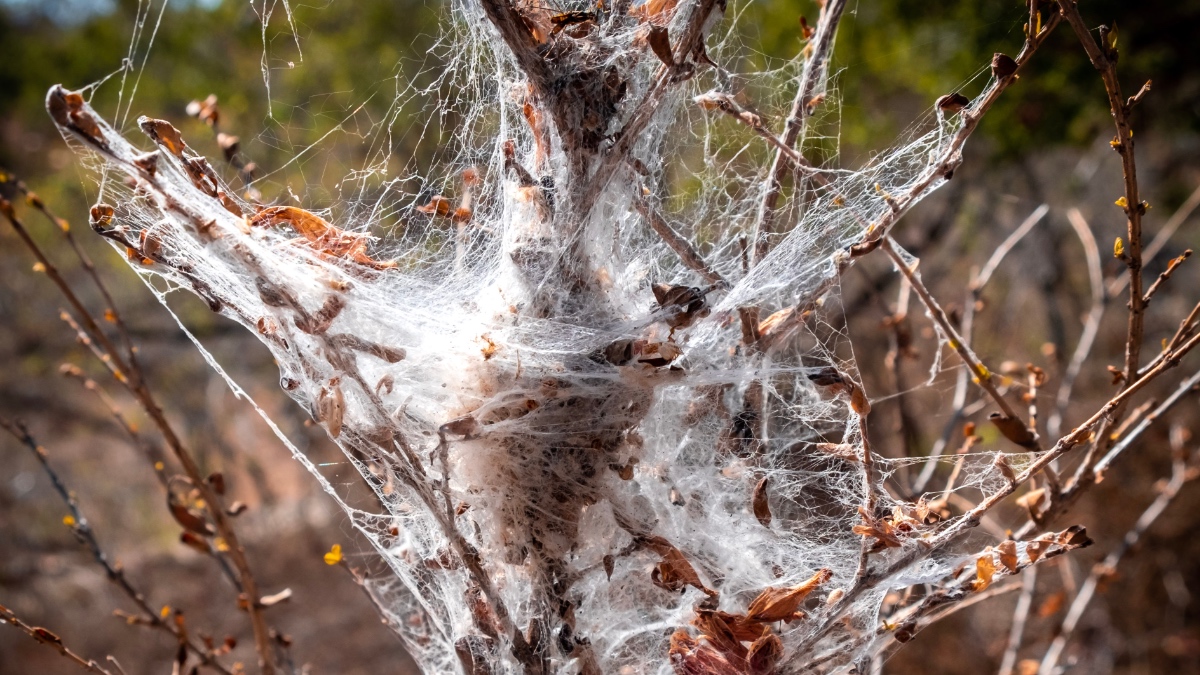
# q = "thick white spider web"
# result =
<box><xmin>52</xmin><ymin>1</ymin><xmax>1023</xmax><ymax>673</ymax></box>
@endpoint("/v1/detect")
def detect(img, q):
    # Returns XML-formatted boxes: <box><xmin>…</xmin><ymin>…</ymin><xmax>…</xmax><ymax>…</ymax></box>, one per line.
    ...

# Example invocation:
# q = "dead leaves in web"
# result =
<box><xmin>852</xmin><ymin>501</ymin><xmax>939</xmax><ymax>552</ymax></box>
<box><xmin>645</xmin><ymin>535</ymin><xmax>717</xmax><ymax>597</ymax></box>
<box><xmin>47</xmin><ymin>86</ymin><xmax>106</xmax><ymax>149</ymax></box>
<box><xmin>630</xmin><ymin>0</ymin><xmax>680</xmax><ymax>26</ymax></box>
<box><xmin>970</xmin><ymin>527</ymin><xmax>1092</xmax><ymax>591</ymax></box>
<box><xmin>674</xmin><ymin>570</ymin><xmax>831</xmax><ymax>674</ymax></box>
<box><xmin>249</xmin><ymin>206</ymin><xmax>396</xmax><ymax>270</ymax></box>
<box><xmin>653</xmin><ymin>283</ymin><xmax>710</xmax><ymax>330</ymax></box>
<box><xmin>746</xmin><ymin>568</ymin><xmax>832</xmax><ymax>623</ymax></box>
<box><xmin>752</xmin><ymin>477</ymin><xmax>771</xmax><ymax>527</ymax></box>
<box><xmin>417</xmin><ymin>167</ymin><xmax>479</xmax><ymax>225</ymax></box>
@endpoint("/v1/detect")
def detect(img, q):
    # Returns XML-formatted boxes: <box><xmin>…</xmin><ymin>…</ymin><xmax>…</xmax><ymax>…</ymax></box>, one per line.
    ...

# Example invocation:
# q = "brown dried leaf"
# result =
<box><xmin>647</xmin><ymin>25</ymin><xmax>674</xmax><ymax>67</ymax></box>
<box><xmin>668</xmin><ymin>630</ymin><xmax>742</xmax><ymax>675</ymax></box>
<box><xmin>179</xmin><ymin>531</ymin><xmax>210</xmax><ymax>554</ymax></box>
<box><xmin>989</xmin><ymin>412</ymin><xmax>1037</xmax><ymax>449</ymax></box>
<box><xmin>1015</xmin><ymin>488</ymin><xmax>1046</xmax><ymax>513</ymax></box>
<box><xmin>317</xmin><ymin>380</ymin><xmax>345</xmax><ymax>438</ymax></box>
<box><xmin>630</xmin><ymin>0</ymin><xmax>680</xmax><ymax>26</ymax></box>
<box><xmin>691</xmin><ymin>611</ymin><xmax>747</xmax><ymax>660</ymax></box>
<box><xmin>752</xmin><ymin>477</ymin><xmax>772</xmax><ymax>527</ymax></box>
<box><xmin>1036</xmin><ymin>590</ymin><xmax>1065</xmax><ymax>618</ymax></box>
<box><xmin>746</xmin><ymin>632</ymin><xmax>783</xmax><ymax>675</ymax></box>
<box><xmin>644</xmin><ymin>536</ymin><xmax>716</xmax><ymax>596</ymax></box>
<box><xmin>295</xmin><ymin>295</ymin><xmax>346</xmax><ymax>335</ymax></box>
<box><xmin>1055</xmin><ymin>525</ymin><xmax>1093</xmax><ymax>551</ymax></box>
<box><xmin>991</xmin><ymin>53</ymin><xmax>1018</xmax><ymax>79</ymax></box>
<box><xmin>139</xmin><ymin>118</ymin><xmax>188</xmax><ymax>157</ymax></box>
<box><xmin>997</xmin><ymin>540</ymin><xmax>1019</xmax><ymax>573</ymax></box>
<box><xmin>1026</xmin><ymin>538</ymin><xmax>1050</xmax><ymax>564</ymax></box>
<box><xmin>746</xmin><ymin>568</ymin><xmax>832</xmax><ymax>622</ymax></box>
<box><xmin>417</xmin><ymin>195</ymin><xmax>452</xmax><ymax>217</ymax></box>
<box><xmin>936</xmin><ymin>92</ymin><xmax>971</xmax><ymax>114</ymax></box>
<box><xmin>603</xmin><ymin>554</ymin><xmax>615</xmax><ymax>581</ymax></box>
<box><xmin>757</xmin><ymin>307</ymin><xmax>796</xmax><ymax>341</ymax></box>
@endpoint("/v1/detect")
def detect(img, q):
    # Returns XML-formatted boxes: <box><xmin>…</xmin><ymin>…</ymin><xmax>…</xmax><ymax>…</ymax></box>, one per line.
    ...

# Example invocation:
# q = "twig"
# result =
<box><xmin>1048</xmin><ymin>208</ymin><xmax>1105</xmax><ymax>439</ymax></box>
<box><xmin>0</xmin><ymin>172</ymin><xmax>141</xmax><ymax>373</ymax></box>
<box><xmin>1058</xmin><ymin>0</ymin><xmax>1146</xmax><ymax>383</ymax></box>
<box><xmin>574</xmin><ymin>0</ymin><xmax>723</xmax><ymax>221</ymax></box>
<box><xmin>0</xmin><ymin>420</ymin><xmax>233</xmax><ymax>674</ymax></box>
<box><xmin>750</xmin><ymin>0</ymin><xmax>849</xmax><ymax>265</ymax></box>
<box><xmin>1142</xmin><ymin>249</ymin><xmax>1192</xmax><ymax>306</ymax></box>
<box><xmin>881</xmin><ymin>237</ymin><xmax>1027</xmax><ymax>427</ymax></box>
<box><xmin>630</xmin><ymin>188</ymin><xmax>727</xmax><ymax>287</ymax></box>
<box><xmin>1092</xmin><ymin>368</ymin><xmax>1200</xmax><ymax>477</ymax></box>
<box><xmin>998</xmin><ymin>565</ymin><xmax>1038</xmax><ymax>675</ymax></box>
<box><xmin>0</xmin><ymin>603</ymin><xmax>114</xmax><ymax>674</ymax></box>
<box><xmin>1108</xmin><ymin>181</ymin><xmax>1200</xmax><ymax>297</ymax></box>
<box><xmin>912</xmin><ymin>204</ymin><xmax>1048</xmax><ymax>494</ymax></box>
<box><xmin>59</xmin><ymin>365</ymin><xmax>169</xmax><ymax>487</ymax></box>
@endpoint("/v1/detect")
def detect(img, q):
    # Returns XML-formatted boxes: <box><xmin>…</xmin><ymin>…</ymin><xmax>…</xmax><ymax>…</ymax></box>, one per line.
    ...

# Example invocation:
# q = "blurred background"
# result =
<box><xmin>1</xmin><ymin>0</ymin><xmax>1198</xmax><ymax>673</ymax></box>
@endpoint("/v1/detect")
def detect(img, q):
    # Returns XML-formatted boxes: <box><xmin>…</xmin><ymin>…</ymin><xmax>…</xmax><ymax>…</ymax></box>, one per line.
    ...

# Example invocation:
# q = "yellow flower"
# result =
<box><xmin>62</xmin><ymin>515</ymin><xmax>76</xmax><ymax>526</ymax></box>
<box><xmin>324</xmin><ymin>544</ymin><xmax>343</xmax><ymax>566</ymax></box>
<box><xmin>1114</xmin><ymin>237</ymin><xmax>1125</xmax><ymax>258</ymax></box>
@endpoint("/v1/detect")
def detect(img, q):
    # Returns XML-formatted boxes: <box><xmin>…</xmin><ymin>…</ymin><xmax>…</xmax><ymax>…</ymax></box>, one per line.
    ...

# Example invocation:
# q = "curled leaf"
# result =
<box><xmin>746</xmin><ymin>568</ymin><xmax>832</xmax><ymax>622</ymax></box>
<box><xmin>746</xmin><ymin>632</ymin><xmax>783</xmax><ymax>675</ymax></box>
<box><xmin>997</xmin><ymin>540</ymin><xmax>1019</xmax><ymax>573</ymax></box>
<box><xmin>972</xmin><ymin>552</ymin><xmax>997</xmax><ymax>591</ymax></box>
<box><xmin>752</xmin><ymin>477</ymin><xmax>772</xmax><ymax>527</ymax></box>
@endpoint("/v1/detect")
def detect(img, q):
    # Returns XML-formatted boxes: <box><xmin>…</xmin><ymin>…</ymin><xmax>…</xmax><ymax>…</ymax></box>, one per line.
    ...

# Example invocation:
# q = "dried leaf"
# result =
<box><xmin>691</xmin><ymin>611</ymin><xmax>747</xmax><ymax>660</ymax></box>
<box><xmin>746</xmin><ymin>568</ymin><xmax>832</xmax><ymax>622</ymax></box>
<box><xmin>317</xmin><ymin>380</ymin><xmax>345</xmax><ymax>438</ymax></box>
<box><xmin>936</xmin><ymin>92</ymin><xmax>970</xmax><ymax>114</ymax></box>
<box><xmin>746</xmin><ymin>632</ymin><xmax>783</xmax><ymax>674</ymax></box>
<box><xmin>644</xmin><ymin>536</ymin><xmax>716</xmax><ymax>596</ymax></box>
<box><xmin>989</xmin><ymin>412</ymin><xmax>1037</xmax><ymax>449</ymax></box>
<box><xmin>1016</xmin><ymin>487</ymin><xmax>1046</xmax><ymax>513</ymax></box>
<box><xmin>295</xmin><ymin>295</ymin><xmax>346</xmax><ymax>335</ymax></box>
<box><xmin>757</xmin><ymin>307</ymin><xmax>796</xmax><ymax>341</ymax></box>
<box><xmin>418</xmin><ymin>195</ymin><xmax>452</xmax><ymax>217</ymax></box>
<box><xmin>991</xmin><ymin>53</ymin><xmax>1018</xmax><ymax>79</ymax></box>
<box><xmin>168</xmin><ymin>490</ymin><xmax>213</xmax><ymax>536</ymax></box>
<box><xmin>1026</xmin><ymin>538</ymin><xmax>1050</xmax><ymax>564</ymax></box>
<box><xmin>1055</xmin><ymin>525</ymin><xmax>1093</xmax><ymax>551</ymax></box>
<box><xmin>752</xmin><ymin>477</ymin><xmax>772</xmax><ymax>527</ymax></box>
<box><xmin>139</xmin><ymin>118</ymin><xmax>188</xmax><ymax>157</ymax></box>
<box><xmin>997</xmin><ymin>540</ymin><xmax>1019</xmax><ymax>573</ymax></box>
<box><xmin>972</xmin><ymin>552</ymin><xmax>997</xmax><ymax>591</ymax></box>
<box><xmin>669</xmin><ymin>630</ymin><xmax>742</xmax><ymax>675</ymax></box>
<box><xmin>89</xmin><ymin>203</ymin><xmax>115</xmax><ymax>231</ymax></box>
<box><xmin>630</xmin><ymin>0</ymin><xmax>680</xmax><ymax>26</ymax></box>
<box><xmin>647</xmin><ymin>25</ymin><xmax>674</xmax><ymax>67</ymax></box>
<box><xmin>603</xmin><ymin>554</ymin><xmax>615</xmax><ymax>581</ymax></box>
<box><xmin>180</xmin><ymin>531</ymin><xmax>211</xmax><ymax>555</ymax></box>
<box><xmin>849</xmin><ymin>383</ymin><xmax>872</xmax><ymax>416</ymax></box>
<box><xmin>250</xmin><ymin>206</ymin><xmax>396</xmax><ymax>269</ymax></box>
